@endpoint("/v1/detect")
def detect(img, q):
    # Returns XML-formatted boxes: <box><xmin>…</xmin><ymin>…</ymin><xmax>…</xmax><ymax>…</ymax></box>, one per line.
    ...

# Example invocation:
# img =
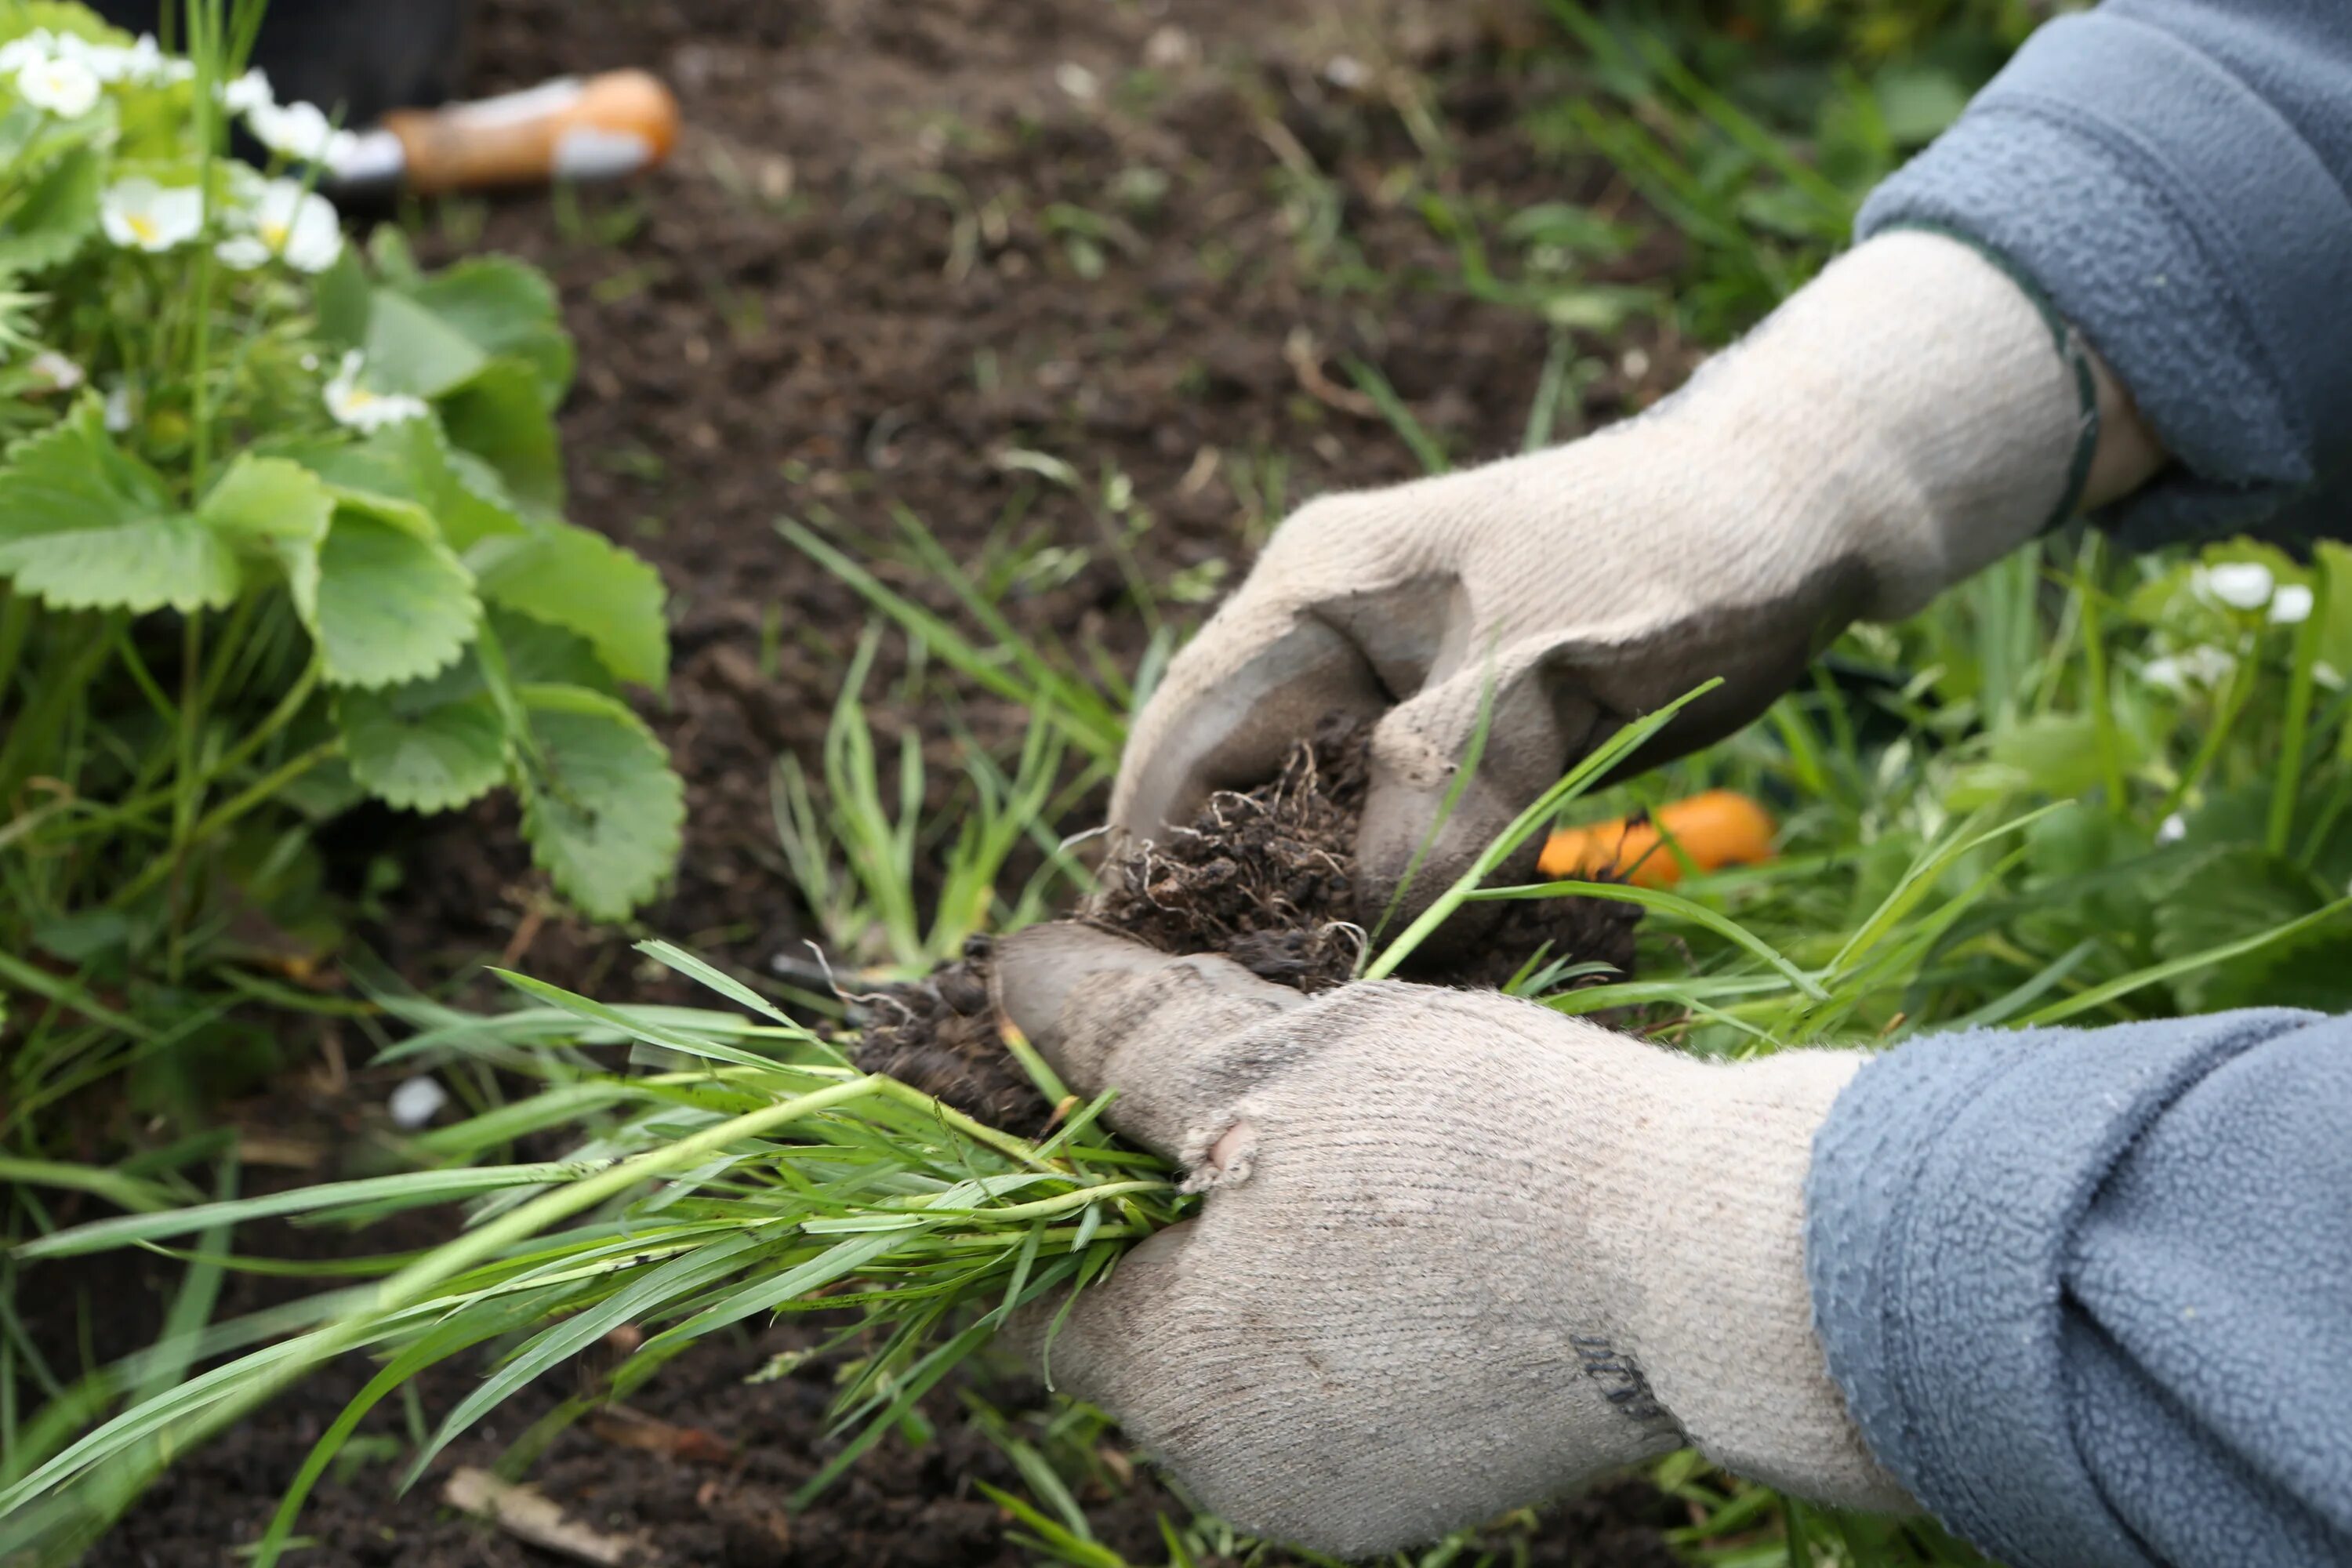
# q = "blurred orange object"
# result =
<box><xmin>1537</xmin><ymin>790</ymin><xmax>1776</xmax><ymax>888</ymax></box>
<box><xmin>376</xmin><ymin>70</ymin><xmax>681</xmax><ymax>195</ymax></box>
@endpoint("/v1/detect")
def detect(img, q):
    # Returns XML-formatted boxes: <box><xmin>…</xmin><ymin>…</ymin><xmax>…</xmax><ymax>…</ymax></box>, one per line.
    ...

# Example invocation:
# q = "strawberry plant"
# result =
<box><xmin>0</xmin><ymin>1</ymin><xmax>681</xmax><ymax>1123</ymax></box>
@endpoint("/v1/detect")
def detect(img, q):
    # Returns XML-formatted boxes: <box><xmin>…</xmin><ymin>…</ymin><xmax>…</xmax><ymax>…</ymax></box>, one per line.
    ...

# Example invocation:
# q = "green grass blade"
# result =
<box><xmin>1470</xmin><ymin>879</ymin><xmax>1826</xmax><ymax>1000</ymax></box>
<box><xmin>14</xmin><ymin>1164</ymin><xmax>598</xmax><ymax>1260</ymax></box>
<box><xmin>2022</xmin><ymin>897</ymin><xmax>2352</xmax><ymax>1025</ymax></box>
<box><xmin>1365</xmin><ymin>680</ymin><xmax>1722</xmax><ymax>979</ymax></box>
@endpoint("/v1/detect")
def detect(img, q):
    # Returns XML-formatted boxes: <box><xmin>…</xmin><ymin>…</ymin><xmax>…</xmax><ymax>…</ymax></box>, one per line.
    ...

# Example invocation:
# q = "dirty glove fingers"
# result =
<box><xmin>1352</xmin><ymin>617</ymin><xmax>1824</xmax><ymax>936</ymax></box>
<box><xmin>1352</xmin><ymin>647</ymin><xmax>1602</xmax><ymax>940</ymax></box>
<box><xmin>1108</xmin><ymin>591</ymin><xmax>1388</xmax><ymax>854</ymax></box>
<box><xmin>991</xmin><ymin>924</ymin><xmax>1303</xmax><ymax>1155</ymax></box>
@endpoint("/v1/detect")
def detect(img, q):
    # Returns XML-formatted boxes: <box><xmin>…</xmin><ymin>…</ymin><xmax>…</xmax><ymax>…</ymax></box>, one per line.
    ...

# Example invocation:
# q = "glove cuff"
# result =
<box><xmin>1612</xmin><ymin>1048</ymin><xmax>1915</xmax><ymax>1512</ymax></box>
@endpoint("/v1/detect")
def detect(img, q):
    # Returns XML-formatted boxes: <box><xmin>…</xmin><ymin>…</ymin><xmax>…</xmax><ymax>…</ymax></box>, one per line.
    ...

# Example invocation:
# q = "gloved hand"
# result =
<box><xmin>993</xmin><ymin>924</ymin><xmax>1911</xmax><ymax>1558</ymax></box>
<box><xmin>1114</xmin><ymin>230</ymin><xmax>2138</xmax><ymax>924</ymax></box>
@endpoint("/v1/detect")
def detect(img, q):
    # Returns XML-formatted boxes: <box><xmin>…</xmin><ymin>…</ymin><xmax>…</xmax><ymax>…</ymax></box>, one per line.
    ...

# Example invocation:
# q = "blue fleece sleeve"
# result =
<box><xmin>1804</xmin><ymin>1010</ymin><xmax>2352</xmax><ymax>1567</ymax></box>
<box><xmin>1854</xmin><ymin>0</ymin><xmax>2352</xmax><ymax>551</ymax></box>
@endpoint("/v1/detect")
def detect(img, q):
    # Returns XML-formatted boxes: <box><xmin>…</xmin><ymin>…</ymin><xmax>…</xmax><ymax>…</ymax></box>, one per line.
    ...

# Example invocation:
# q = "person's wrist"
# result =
<box><xmin>1600</xmin><ymin>1048</ymin><xmax>1912</xmax><ymax>1511</ymax></box>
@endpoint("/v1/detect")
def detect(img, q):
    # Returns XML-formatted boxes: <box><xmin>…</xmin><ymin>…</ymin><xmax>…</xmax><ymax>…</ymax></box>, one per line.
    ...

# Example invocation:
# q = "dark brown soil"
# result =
<box><xmin>856</xmin><ymin>717</ymin><xmax>1641</xmax><ymax>1134</ymax></box>
<box><xmin>49</xmin><ymin>0</ymin><xmax>1703</xmax><ymax>1561</ymax></box>
<box><xmin>370</xmin><ymin>0</ymin><xmax>1693</xmax><ymax>1007</ymax></box>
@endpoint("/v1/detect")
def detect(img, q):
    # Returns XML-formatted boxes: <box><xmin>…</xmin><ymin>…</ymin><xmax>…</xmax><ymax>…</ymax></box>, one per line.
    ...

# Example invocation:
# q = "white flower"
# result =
<box><xmin>100</xmin><ymin>176</ymin><xmax>205</xmax><ymax>252</ymax></box>
<box><xmin>63</xmin><ymin>31</ymin><xmax>167</xmax><ymax>85</ymax></box>
<box><xmin>1323</xmin><ymin>53</ymin><xmax>1370</xmax><ymax>90</ymax></box>
<box><xmin>2142</xmin><ymin>646</ymin><xmax>2236</xmax><ymax>694</ymax></box>
<box><xmin>219</xmin><ymin>64</ymin><xmax>271</xmax><ymax>113</ymax></box>
<box><xmin>2318</xmin><ymin>662</ymin><xmax>2345</xmax><ymax>691</ymax></box>
<box><xmin>0</xmin><ymin>33</ymin><xmax>53</xmax><ymax>76</ymax></box>
<box><xmin>25</xmin><ymin>350</ymin><xmax>83</xmax><ymax>392</ymax></box>
<box><xmin>116</xmin><ymin>33</ymin><xmax>169</xmax><ymax>83</ymax></box>
<box><xmin>17</xmin><ymin>53</ymin><xmax>99</xmax><ymax>117</ymax></box>
<box><xmin>2196</xmin><ymin>561</ymin><xmax>2274</xmax><ymax>611</ymax></box>
<box><xmin>244</xmin><ymin>97</ymin><xmax>357</xmax><ymax>166</ymax></box>
<box><xmin>2156</xmin><ymin>812</ymin><xmax>2187</xmax><ymax>845</ymax></box>
<box><xmin>323</xmin><ymin>350</ymin><xmax>426</xmax><ymax>431</ymax></box>
<box><xmin>216</xmin><ymin>178</ymin><xmax>340</xmax><ymax>271</ymax></box>
<box><xmin>102</xmin><ymin>382</ymin><xmax>133</xmax><ymax>431</ymax></box>
<box><xmin>388</xmin><ymin>1074</ymin><xmax>448</xmax><ymax>1129</ymax></box>
<box><xmin>2270</xmin><ymin>583</ymin><xmax>2314</xmax><ymax>624</ymax></box>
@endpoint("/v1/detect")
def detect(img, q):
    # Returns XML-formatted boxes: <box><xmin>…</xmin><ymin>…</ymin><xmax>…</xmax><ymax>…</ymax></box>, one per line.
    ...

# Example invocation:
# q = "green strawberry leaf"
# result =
<box><xmin>274</xmin><ymin>420</ymin><xmax>525</xmax><ymax>551</ymax></box>
<box><xmin>474</xmin><ymin>521</ymin><xmax>668</xmax><ymax>689</ymax></box>
<box><xmin>198</xmin><ymin>453</ymin><xmax>336</xmax><ymax>548</ymax></box>
<box><xmin>492</xmin><ymin>606</ymin><xmax>616</xmax><ymax>692</ymax></box>
<box><xmin>0</xmin><ymin>145</ymin><xmax>100</xmax><ymax>274</ymax></box>
<box><xmin>314</xmin><ymin>247</ymin><xmax>372</xmax><ymax>351</ymax></box>
<box><xmin>363</xmin><ymin>289</ymin><xmax>489</xmax><ymax>400</ymax></box>
<box><xmin>307</xmin><ymin>510</ymin><xmax>480</xmax><ymax>689</ymax></box>
<box><xmin>404</xmin><ymin>257</ymin><xmax>575</xmax><ymax>408</ymax></box>
<box><xmin>339</xmin><ymin>659</ymin><xmax>509</xmax><ymax>814</ymax></box>
<box><xmin>390</xmin><ymin>418</ymin><xmax>527</xmax><ymax>551</ymax></box>
<box><xmin>0</xmin><ymin>400</ymin><xmax>239</xmax><ymax>612</ymax></box>
<box><xmin>437</xmin><ymin>358</ymin><xmax>563</xmax><ymax>517</ymax></box>
<box><xmin>515</xmin><ymin>683</ymin><xmax>682</xmax><ymax>920</ymax></box>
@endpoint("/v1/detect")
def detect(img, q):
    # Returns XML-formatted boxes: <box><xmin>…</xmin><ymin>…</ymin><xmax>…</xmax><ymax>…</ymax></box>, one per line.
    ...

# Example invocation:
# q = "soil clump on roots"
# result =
<box><xmin>854</xmin><ymin>717</ymin><xmax>1642</xmax><ymax>1135</ymax></box>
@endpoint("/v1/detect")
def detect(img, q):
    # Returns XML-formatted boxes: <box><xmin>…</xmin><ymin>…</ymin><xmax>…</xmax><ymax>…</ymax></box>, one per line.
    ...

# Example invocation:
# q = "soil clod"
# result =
<box><xmin>853</xmin><ymin>719</ymin><xmax>1642</xmax><ymax>1131</ymax></box>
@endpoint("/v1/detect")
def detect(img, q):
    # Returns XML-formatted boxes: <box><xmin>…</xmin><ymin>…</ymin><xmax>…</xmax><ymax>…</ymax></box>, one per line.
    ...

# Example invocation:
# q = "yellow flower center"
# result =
<box><xmin>126</xmin><ymin>213</ymin><xmax>158</xmax><ymax>244</ymax></box>
<box><xmin>260</xmin><ymin>220</ymin><xmax>289</xmax><ymax>249</ymax></box>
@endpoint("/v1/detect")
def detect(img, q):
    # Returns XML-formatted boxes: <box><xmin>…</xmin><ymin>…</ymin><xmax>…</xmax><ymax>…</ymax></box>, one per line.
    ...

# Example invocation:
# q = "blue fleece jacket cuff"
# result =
<box><xmin>1857</xmin><ymin>11</ymin><xmax>2352</xmax><ymax>550</ymax></box>
<box><xmin>1802</xmin><ymin>1009</ymin><xmax>2321</xmax><ymax>1568</ymax></box>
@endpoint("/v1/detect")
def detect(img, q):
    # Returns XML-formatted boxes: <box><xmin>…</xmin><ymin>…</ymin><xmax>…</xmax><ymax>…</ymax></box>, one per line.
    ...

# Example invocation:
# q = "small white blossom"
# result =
<box><xmin>2156</xmin><ymin>812</ymin><xmax>2187</xmax><ymax>845</ymax></box>
<box><xmin>2317</xmin><ymin>662</ymin><xmax>2344</xmax><ymax>691</ymax></box>
<box><xmin>220</xmin><ymin>64</ymin><xmax>271</xmax><ymax>114</ymax></box>
<box><xmin>16</xmin><ymin>53</ymin><xmax>99</xmax><ymax>117</ymax></box>
<box><xmin>1054</xmin><ymin>62</ymin><xmax>1098</xmax><ymax>102</ymax></box>
<box><xmin>2142</xmin><ymin>645</ymin><xmax>2236</xmax><ymax>694</ymax></box>
<box><xmin>216</xmin><ymin>178</ymin><xmax>340</xmax><ymax>271</ymax></box>
<box><xmin>64</xmin><ymin>31</ymin><xmax>167</xmax><ymax>85</ymax></box>
<box><xmin>1323</xmin><ymin>53</ymin><xmax>1370</xmax><ymax>90</ymax></box>
<box><xmin>388</xmin><ymin>1074</ymin><xmax>448</xmax><ymax>1129</ymax></box>
<box><xmin>244</xmin><ymin>97</ymin><xmax>357</xmax><ymax>165</ymax></box>
<box><xmin>2270</xmin><ymin>583</ymin><xmax>2314</xmax><ymax>625</ymax></box>
<box><xmin>114</xmin><ymin>33</ymin><xmax>170</xmax><ymax>84</ymax></box>
<box><xmin>2196</xmin><ymin>561</ymin><xmax>2274</xmax><ymax>611</ymax></box>
<box><xmin>100</xmin><ymin>176</ymin><xmax>204</xmax><ymax>252</ymax></box>
<box><xmin>26</xmin><ymin>350</ymin><xmax>83</xmax><ymax>392</ymax></box>
<box><xmin>323</xmin><ymin>350</ymin><xmax>426</xmax><ymax>431</ymax></box>
<box><xmin>0</xmin><ymin>33</ymin><xmax>51</xmax><ymax>76</ymax></box>
<box><xmin>102</xmin><ymin>382</ymin><xmax>133</xmax><ymax>430</ymax></box>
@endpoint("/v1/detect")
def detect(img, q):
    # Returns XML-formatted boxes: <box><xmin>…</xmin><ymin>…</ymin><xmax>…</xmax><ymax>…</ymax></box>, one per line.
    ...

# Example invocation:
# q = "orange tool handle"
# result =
<box><xmin>1538</xmin><ymin>789</ymin><xmax>1776</xmax><ymax>889</ymax></box>
<box><xmin>381</xmin><ymin>70</ymin><xmax>680</xmax><ymax>195</ymax></box>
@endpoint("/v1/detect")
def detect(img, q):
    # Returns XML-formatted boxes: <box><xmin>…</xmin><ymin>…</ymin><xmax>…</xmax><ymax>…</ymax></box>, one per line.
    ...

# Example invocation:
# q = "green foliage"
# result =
<box><xmin>14</xmin><ymin>4</ymin><xmax>2352</xmax><ymax>1565</ymax></box>
<box><xmin>773</xmin><ymin>625</ymin><xmax>1098</xmax><ymax>977</ymax></box>
<box><xmin>1525</xmin><ymin>0</ymin><xmax>2008</xmax><ymax>336</ymax></box>
<box><xmin>514</xmin><ymin>684</ymin><xmax>685</xmax><ymax>921</ymax></box>
<box><xmin>0</xmin><ymin>5</ymin><xmax>681</xmax><ymax>1134</ymax></box>
<box><xmin>0</xmin><ymin>946</ymin><xmax>1187</xmax><ymax>1563</ymax></box>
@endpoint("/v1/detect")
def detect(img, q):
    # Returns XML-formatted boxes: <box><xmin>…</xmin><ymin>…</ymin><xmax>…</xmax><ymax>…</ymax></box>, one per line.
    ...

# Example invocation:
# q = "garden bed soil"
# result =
<box><xmin>47</xmin><ymin>0</ymin><xmax>1702</xmax><ymax>1560</ymax></box>
<box><xmin>372</xmin><ymin>0</ymin><xmax>1690</xmax><ymax>1004</ymax></box>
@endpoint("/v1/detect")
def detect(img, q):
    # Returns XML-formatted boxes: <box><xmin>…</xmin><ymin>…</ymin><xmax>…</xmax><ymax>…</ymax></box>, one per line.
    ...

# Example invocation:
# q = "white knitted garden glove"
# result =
<box><xmin>1115</xmin><ymin>230</ymin><xmax>2118</xmax><ymax>924</ymax></box>
<box><xmin>993</xmin><ymin>924</ymin><xmax>1911</xmax><ymax>1558</ymax></box>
